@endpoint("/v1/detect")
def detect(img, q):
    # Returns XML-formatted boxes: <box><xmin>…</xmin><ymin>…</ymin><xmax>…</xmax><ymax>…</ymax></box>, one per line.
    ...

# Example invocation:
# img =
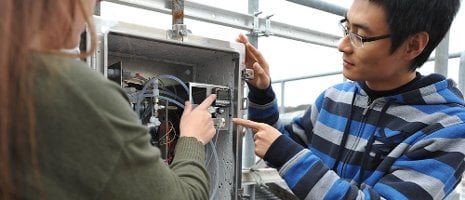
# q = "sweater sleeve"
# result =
<box><xmin>98</xmin><ymin>135</ymin><xmax>209</xmax><ymax>200</ymax></box>
<box><xmin>265</xmin><ymin>122</ymin><xmax>465</xmax><ymax>200</ymax></box>
<box><xmin>247</xmin><ymin>82</ymin><xmax>280</xmax><ymax>125</ymax></box>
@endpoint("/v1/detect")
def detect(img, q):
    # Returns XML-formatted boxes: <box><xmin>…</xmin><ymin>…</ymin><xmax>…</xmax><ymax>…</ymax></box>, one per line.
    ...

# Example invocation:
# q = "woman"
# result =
<box><xmin>0</xmin><ymin>0</ymin><xmax>216</xmax><ymax>199</ymax></box>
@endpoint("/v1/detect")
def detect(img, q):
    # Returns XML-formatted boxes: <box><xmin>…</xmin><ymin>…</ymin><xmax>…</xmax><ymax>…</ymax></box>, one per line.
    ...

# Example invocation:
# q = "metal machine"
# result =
<box><xmin>87</xmin><ymin>18</ymin><xmax>247</xmax><ymax>199</ymax></box>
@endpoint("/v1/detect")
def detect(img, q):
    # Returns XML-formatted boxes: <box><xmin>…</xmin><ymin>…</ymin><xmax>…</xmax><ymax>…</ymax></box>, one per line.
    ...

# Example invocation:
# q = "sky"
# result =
<box><xmin>100</xmin><ymin>0</ymin><xmax>465</xmax><ymax>108</ymax></box>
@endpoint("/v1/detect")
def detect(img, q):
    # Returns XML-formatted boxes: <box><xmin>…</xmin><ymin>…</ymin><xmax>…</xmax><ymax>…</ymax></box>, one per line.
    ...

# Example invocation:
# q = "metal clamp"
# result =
<box><xmin>252</xmin><ymin>11</ymin><xmax>274</xmax><ymax>37</ymax></box>
<box><xmin>241</xmin><ymin>68</ymin><xmax>254</xmax><ymax>81</ymax></box>
<box><xmin>264</xmin><ymin>14</ymin><xmax>274</xmax><ymax>37</ymax></box>
<box><xmin>167</xmin><ymin>24</ymin><xmax>191</xmax><ymax>41</ymax></box>
<box><xmin>241</xmin><ymin>97</ymin><xmax>249</xmax><ymax>110</ymax></box>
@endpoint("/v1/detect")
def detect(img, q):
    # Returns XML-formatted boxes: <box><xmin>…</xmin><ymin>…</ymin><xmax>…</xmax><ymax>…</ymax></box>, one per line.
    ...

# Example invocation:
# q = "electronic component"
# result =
<box><xmin>189</xmin><ymin>82</ymin><xmax>232</xmax><ymax>130</ymax></box>
<box><xmin>212</xmin><ymin>87</ymin><xmax>231</xmax><ymax>107</ymax></box>
<box><xmin>189</xmin><ymin>82</ymin><xmax>231</xmax><ymax>107</ymax></box>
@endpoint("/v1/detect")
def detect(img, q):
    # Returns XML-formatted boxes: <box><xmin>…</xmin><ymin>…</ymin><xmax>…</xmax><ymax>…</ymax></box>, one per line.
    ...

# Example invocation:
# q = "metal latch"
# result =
<box><xmin>241</xmin><ymin>68</ymin><xmax>254</xmax><ymax>81</ymax></box>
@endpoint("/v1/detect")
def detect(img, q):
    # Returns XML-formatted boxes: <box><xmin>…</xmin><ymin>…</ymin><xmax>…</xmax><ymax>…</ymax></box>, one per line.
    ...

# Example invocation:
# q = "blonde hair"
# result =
<box><xmin>0</xmin><ymin>0</ymin><xmax>97</xmax><ymax>198</ymax></box>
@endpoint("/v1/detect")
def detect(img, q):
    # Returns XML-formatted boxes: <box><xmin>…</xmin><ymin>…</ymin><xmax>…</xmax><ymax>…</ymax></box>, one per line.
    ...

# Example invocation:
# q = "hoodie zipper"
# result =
<box><xmin>340</xmin><ymin>99</ymin><xmax>377</xmax><ymax>178</ymax></box>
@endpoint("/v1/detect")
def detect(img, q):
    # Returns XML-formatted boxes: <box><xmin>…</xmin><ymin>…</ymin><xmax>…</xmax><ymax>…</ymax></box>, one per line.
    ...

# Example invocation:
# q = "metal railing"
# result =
<box><xmin>272</xmin><ymin>71</ymin><xmax>342</xmax><ymax>113</ymax></box>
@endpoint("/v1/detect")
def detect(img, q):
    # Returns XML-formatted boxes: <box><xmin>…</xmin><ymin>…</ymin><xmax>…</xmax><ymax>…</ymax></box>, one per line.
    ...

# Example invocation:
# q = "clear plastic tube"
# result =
<box><xmin>140</xmin><ymin>94</ymin><xmax>184</xmax><ymax>109</ymax></box>
<box><xmin>158</xmin><ymin>96</ymin><xmax>185</xmax><ymax>109</ymax></box>
<box><xmin>155</xmin><ymin>74</ymin><xmax>188</xmax><ymax>94</ymax></box>
<box><xmin>207</xmin><ymin>130</ymin><xmax>220</xmax><ymax>200</ymax></box>
<box><xmin>135</xmin><ymin>74</ymin><xmax>188</xmax><ymax>118</ymax></box>
<box><xmin>159</xmin><ymin>90</ymin><xmax>185</xmax><ymax>103</ymax></box>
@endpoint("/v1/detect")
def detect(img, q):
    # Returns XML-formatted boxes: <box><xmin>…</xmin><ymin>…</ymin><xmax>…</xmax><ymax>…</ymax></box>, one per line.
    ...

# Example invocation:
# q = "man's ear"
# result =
<box><xmin>403</xmin><ymin>32</ymin><xmax>429</xmax><ymax>60</ymax></box>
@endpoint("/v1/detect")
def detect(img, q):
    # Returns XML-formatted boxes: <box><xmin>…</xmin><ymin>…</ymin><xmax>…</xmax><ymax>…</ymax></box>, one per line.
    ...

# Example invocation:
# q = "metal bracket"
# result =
<box><xmin>167</xmin><ymin>24</ymin><xmax>191</xmax><ymax>41</ymax></box>
<box><xmin>241</xmin><ymin>68</ymin><xmax>255</xmax><ymax>81</ymax></box>
<box><xmin>241</xmin><ymin>97</ymin><xmax>249</xmax><ymax>111</ymax></box>
<box><xmin>252</xmin><ymin>11</ymin><xmax>274</xmax><ymax>37</ymax></box>
<box><xmin>167</xmin><ymin>0</ymin><xmax>191</xmax><ymax>41</ymax></box>
<box><xmin>264</xmin><ymin>14</ymin><xmax>274</xmax><ymax>37</ymax></box>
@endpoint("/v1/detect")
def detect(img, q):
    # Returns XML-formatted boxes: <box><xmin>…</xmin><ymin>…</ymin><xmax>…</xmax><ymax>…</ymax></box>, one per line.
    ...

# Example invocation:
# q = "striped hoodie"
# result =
<box><xmin>247</xmin><ymin>73</ymin><xmax>465</xmax><ymax>200</ymax></box>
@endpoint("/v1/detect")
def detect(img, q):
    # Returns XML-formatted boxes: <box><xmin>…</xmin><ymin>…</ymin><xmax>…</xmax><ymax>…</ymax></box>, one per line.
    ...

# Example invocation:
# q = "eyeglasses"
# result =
<box><xmin>339</xmin><ymin>19</ymin><xmax>391</xmax><ymax>48</ymax></box>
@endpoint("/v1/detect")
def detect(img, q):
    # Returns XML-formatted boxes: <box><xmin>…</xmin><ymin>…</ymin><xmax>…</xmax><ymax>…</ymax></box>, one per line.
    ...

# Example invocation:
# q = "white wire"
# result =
<box><xmin>207</xmin><ymin>129</ymin><xmax>221</xmax><ymax>200</ymax></box>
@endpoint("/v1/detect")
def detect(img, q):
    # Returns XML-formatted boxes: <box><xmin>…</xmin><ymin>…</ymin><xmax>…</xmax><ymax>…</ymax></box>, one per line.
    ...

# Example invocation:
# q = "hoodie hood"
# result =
<box><xmin>356</xmin><ymin>73</ymin><xmax>465</xmax><ymax>106</ymax></box>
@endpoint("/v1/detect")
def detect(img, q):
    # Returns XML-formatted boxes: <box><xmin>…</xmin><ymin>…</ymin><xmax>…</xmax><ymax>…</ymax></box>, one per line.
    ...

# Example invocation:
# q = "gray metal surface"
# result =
<box><xmin>242</xmin><ymin>0</ymin><xmax>260</xmax><ymax>199</ymax></box>
<box><xmin>242</xmin><ymin>168</ymin><xmax>298</xmax><ymax>200</ymax></box>
<box><xmin>435</xmin><ymin>32</ymin><xmax>450</xmax><ymax>76</ymax></box>
<box><xmin>171</xmin><ymin>0</ymin><xmax>184</xmax><ymax>25</ymax></box>
<box><xmin>428</xmin><ymin>51</ymin><xmax>463</xmax><ymax>62</ymax></box>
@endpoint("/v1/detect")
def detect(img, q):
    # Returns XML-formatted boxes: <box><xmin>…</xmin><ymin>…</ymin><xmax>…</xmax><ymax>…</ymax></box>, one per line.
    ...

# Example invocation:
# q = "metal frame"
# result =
<box><xmin>242</xmin><ymin>1</ymin><xmax>260</xmax><ymax>199</ymax></box>
<box><xmin>286</xmin><ymin>0</ymin><xmax>346</xmax><ymax>16</ymax></box>
<box><xmin>435</xmin><ymin>32</ymin><xmax>450</xmax><ymax>76</ymax></box>
<box><xmin>272</xmin><ymin>71</ymin><xmax>343</xmax><ymax>113</ymax></box>
<box><xmin>104</xmin><ymin>0</ymin><xmax>341</xmax><ymax>48</ymax></box>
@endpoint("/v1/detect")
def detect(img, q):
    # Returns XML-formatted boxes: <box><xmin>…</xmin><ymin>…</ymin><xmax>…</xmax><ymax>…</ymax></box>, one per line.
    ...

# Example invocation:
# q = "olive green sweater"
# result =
<box><xmin>21</xmin><ymin>52</ymin><xmax>209</xmax><ymax>199</ymax></box>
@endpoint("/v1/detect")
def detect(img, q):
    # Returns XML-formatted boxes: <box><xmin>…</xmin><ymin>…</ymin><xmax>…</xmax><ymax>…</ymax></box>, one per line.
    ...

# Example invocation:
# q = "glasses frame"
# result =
<box><xmin>339</xmin><ymin>19</ymin><xmax>391</xmax><ymax>48</ymax></box>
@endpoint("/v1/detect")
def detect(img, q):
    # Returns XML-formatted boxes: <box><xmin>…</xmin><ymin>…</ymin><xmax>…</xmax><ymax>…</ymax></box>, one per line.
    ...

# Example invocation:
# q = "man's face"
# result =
<box><xmin>338</xmin><ymin>0</ymin><xmax>413</xmax><ymax>91</ymax></box>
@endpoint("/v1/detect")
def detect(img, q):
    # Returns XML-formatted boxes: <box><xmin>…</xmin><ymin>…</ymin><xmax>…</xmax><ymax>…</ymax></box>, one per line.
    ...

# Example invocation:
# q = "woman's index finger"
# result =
<box><xmin>196</xmin><ymin>94</ymin><xmax>217</xmax><ymax>110</ymax></box>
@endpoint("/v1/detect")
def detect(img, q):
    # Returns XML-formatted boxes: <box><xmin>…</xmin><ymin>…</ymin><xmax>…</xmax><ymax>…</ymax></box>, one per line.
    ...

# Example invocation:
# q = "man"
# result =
<box><xmin>233</xmin><ymin>0</ymin><xmax>465</xmax><ymax>199</ymax></box>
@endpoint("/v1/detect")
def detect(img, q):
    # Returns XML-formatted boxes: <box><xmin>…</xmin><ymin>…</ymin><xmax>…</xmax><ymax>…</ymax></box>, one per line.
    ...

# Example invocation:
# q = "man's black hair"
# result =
<box><xmin>369</xmin><ymin>0</ymin><xmax>461</xmax><ymax>70</ymax></box>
